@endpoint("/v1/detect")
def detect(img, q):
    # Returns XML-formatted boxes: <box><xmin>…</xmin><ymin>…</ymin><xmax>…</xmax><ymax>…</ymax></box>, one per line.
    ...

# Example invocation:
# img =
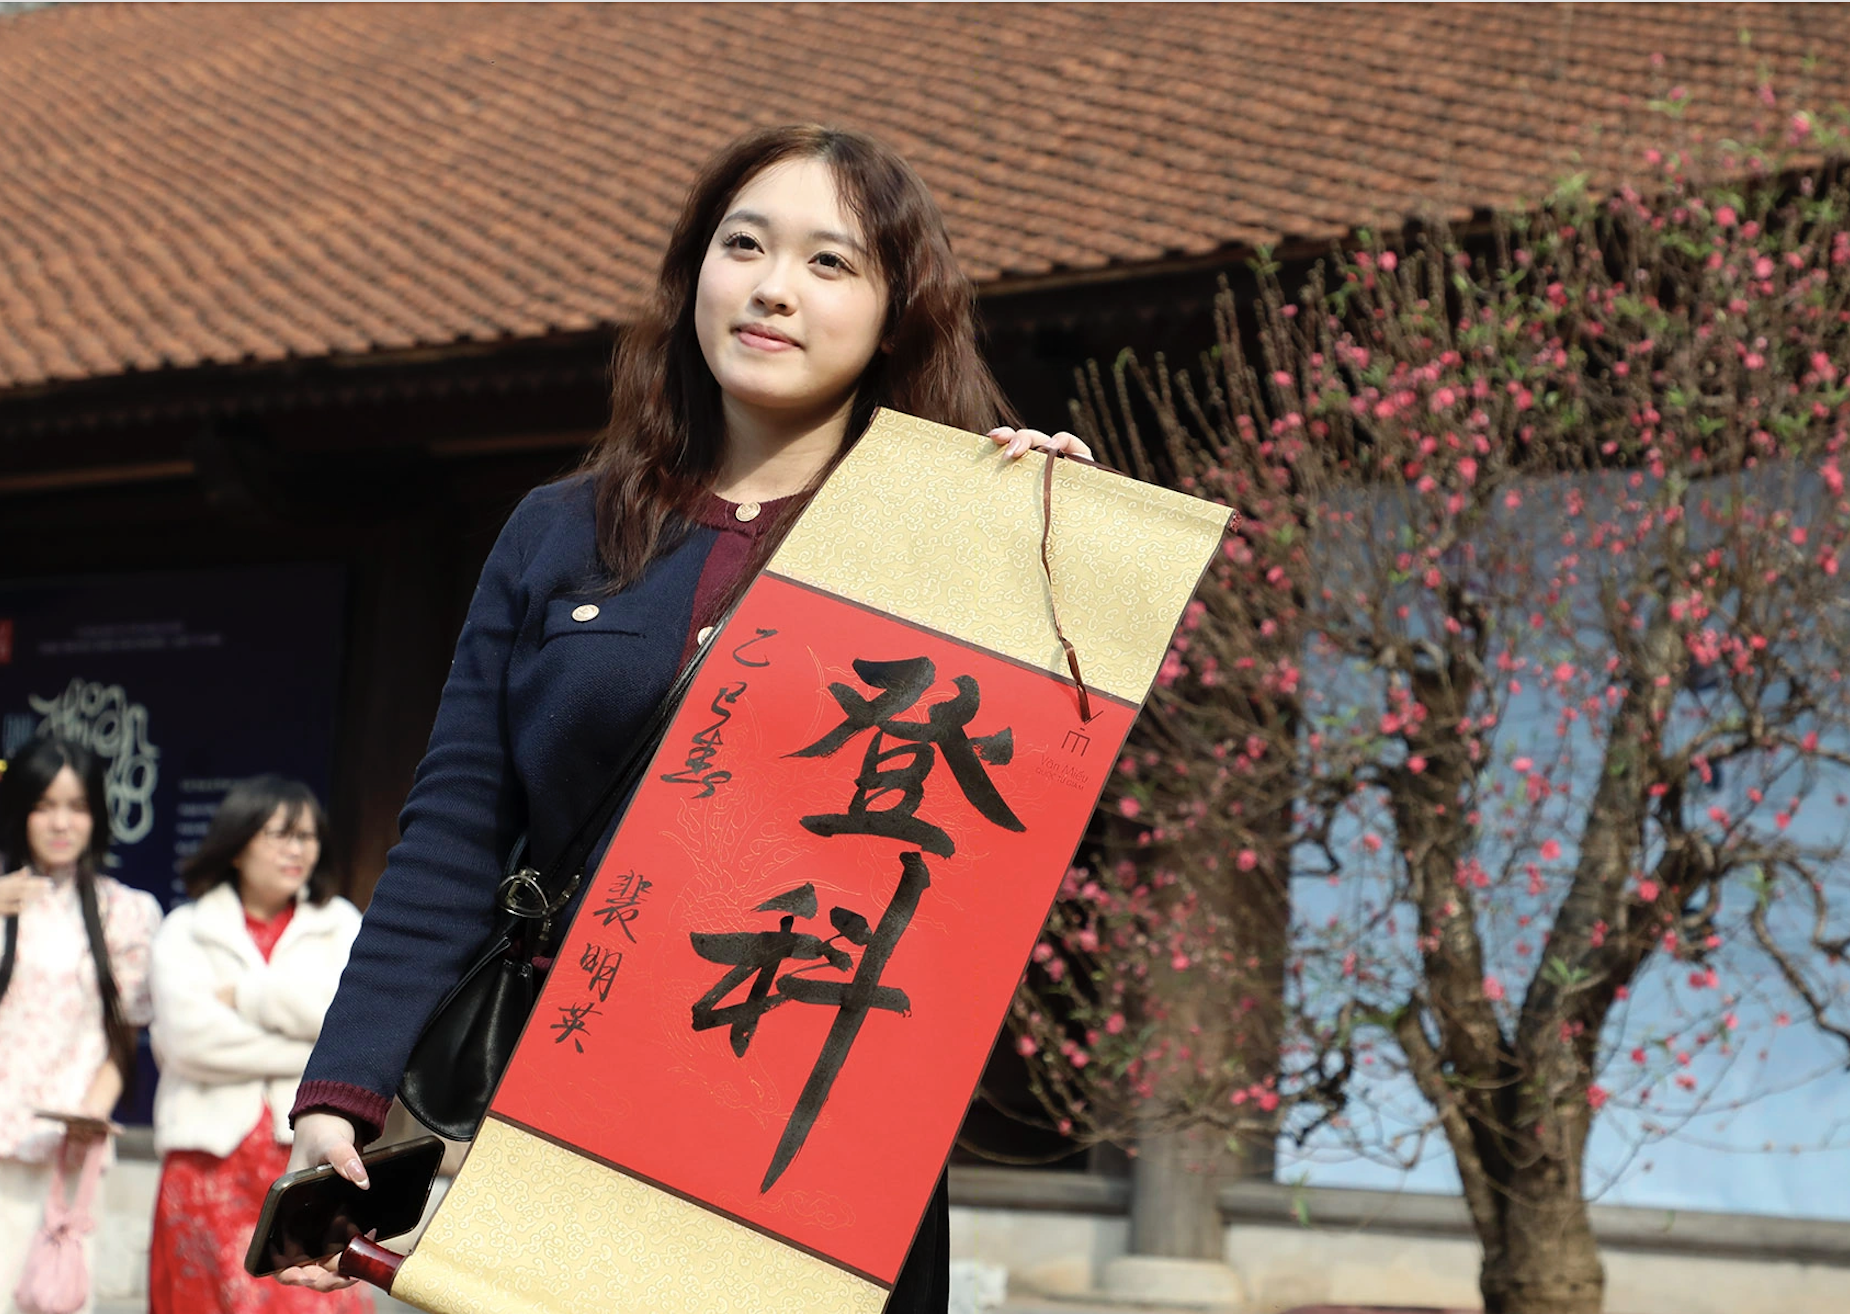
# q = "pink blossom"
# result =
<box><xmin>1637</xmin><ymin>878</ymin><xmax>1660</xmax><ymax>901</ymax></box>
<box><xmin>1016</xmin><ymin>1035</ymin><xmax>1038</xmax><ymax>1057</ymax></box>
<box><xmin>1119</xmin><ymin>797</ymin><xmax>1143</xmax><ymax>820</ymax></box>
<box><xmin>1362</xmin><ymin>833</ymin><xmax>1384</xmax><ymax>854</ymax></box>
<box><xmin>1540</xmin><ymin>839</ymin><xmax>1563</xmax><ymax>861</ymax></box>
<box><xmin>1482</xmin><ymin>974</ymin><xmax>1506</xmax><ymax>1002</ymax></box>
<box><xmin>1587</xmin><ymin>1084</ymin><xmax>1611</xmax><ymax>1111</ymax></box>
<box><xmin>1513</xmin><ymin>756</ymin><xmax>1534</xmax><ymax>773</ymax></box>
<box><xmin>1715</xmin><ymin>204</ymin><xmax>1738</xmax><ymax>228</ymax></box>
<box><xmin>1106</xmin><ymin>1012</ymin><xmax>1126</xmax><ymax>1035</ymax></box>
<box><xmin>1236</xmin><ymin>849</ymin><xmax>1259</xmax><ymax>871</ymax></box>
<box><xmin>1407</xmin><ymin>755</ymin><xmax>1428</xmax><ymax>774</ymax></box>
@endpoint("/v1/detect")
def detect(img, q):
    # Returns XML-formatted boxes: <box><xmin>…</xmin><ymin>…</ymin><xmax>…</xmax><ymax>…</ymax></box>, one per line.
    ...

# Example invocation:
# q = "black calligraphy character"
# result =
<box><xmin>791</xmin><ymin>657</ymin><xmax>1023</xmax><ymax>856</ymax></box>
<box><xmin>660</xmin><ymin>682</ymin><xmax>746</xmax><ymax>798</ymax></box>
<box><xmin>687</xmin><ymin>854</ymin><xmax>932</xmax><ymax>1192</ymax></box>
<box><xmin>550</xmin><ymin>1000</ymin><xmax>599</xmax><ymax>1053</ymax></box>
<box><xmin>579</xmin><ymin>941</ymin><xmax>623</xmax><ymax>1002</ymax></box>
<box><xmin>689</xmin><ymin>884</ymin><xmax>851</xmax><ymax>1056</ymax></box>
<box><xmin>592</xmin><ymin>872</ymin><xmax>651</xmax><ymax>942</ymax></box>
<box><xmin>731</xmin><ymin>627</ymin><xmax>778</xmax><ymax>668</ymax></box>
<box><xmin>761</xmin><ymin>851</ymin><xmax>930</xmax><ymax>1191</ymax></box>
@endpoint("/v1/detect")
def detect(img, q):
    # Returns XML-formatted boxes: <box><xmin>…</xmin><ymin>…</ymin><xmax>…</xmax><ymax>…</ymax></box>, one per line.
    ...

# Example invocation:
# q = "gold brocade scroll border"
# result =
<box><xmin>767</xmin><ymin>409</ymin><xmax>1233</xmax><ymax>707</ymax></box>
<box><xmin>392</xmin><ymin>1118</ymin><xmax>889</xmax><ymax>1314</ymax></box>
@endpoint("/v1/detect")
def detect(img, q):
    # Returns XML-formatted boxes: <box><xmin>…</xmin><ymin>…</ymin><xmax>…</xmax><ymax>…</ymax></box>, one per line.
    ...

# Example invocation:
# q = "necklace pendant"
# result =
<box><xmin>734</xmin><ymin>501</ymin><xmax>762</xmax><ymax>523</ymax></box>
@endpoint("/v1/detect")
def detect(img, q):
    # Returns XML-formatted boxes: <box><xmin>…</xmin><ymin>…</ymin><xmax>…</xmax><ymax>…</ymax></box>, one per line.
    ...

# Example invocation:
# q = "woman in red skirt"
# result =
<box><xmin>147</xmin><ymin>776</ymin><xmax>370</xmax><ymax>1313</ymax></box>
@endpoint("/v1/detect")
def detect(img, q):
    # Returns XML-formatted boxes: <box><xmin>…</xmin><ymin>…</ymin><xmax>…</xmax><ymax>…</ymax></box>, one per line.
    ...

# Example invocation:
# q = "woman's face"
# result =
<box><xmin>694</xmin><ymin>156</ymin><xmax>889</xmax><ymax>426</ymax></box>
<box><xmin>27</xmin><ymin>766</ymin><xmax>93</xmax><ymax>872</ymax></box>
<box><xmin>233</xmin><ymin>804</ymin><xmax>320</xmax><ymax>911</ymax></box>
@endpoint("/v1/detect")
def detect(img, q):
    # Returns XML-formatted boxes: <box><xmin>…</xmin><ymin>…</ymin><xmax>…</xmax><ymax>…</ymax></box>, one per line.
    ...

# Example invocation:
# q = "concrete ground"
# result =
<box><xmin>97</xmin><ymin>1296</ymin><xmax>1159</xmax><ymax>1314</ymax></box>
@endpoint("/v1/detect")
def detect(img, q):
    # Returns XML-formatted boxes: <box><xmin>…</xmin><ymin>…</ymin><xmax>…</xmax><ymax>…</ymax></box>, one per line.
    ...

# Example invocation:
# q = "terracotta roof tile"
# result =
<box><xmin>0</xmin><ymin>2</ymin><xmax>1846</xmax><ymax>390</ymax></box>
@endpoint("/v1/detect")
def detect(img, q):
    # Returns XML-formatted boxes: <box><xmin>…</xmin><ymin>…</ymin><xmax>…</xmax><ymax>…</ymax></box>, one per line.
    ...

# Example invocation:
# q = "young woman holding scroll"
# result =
<box><xmin>278</xmin><ymin>124</ymin><xmax>1087</xmax><ymax>1310</ymax></box>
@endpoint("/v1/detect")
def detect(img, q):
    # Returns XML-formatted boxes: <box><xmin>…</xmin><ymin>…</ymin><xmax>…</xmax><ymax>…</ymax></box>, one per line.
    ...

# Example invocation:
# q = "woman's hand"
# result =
<box><xmin>273</xmin><ymin>1112</ymin><xmax>366</xmax><ymax>1291</ymax></box>
<box><xmin>988</xmin><ymin>426</ymin><xmax>1094</xmax><ymax>462</ymax></box>
<box><xmin>0</xmin><ymin>868</ymin><xmax>49</xmax><ymax>916</ymax></box>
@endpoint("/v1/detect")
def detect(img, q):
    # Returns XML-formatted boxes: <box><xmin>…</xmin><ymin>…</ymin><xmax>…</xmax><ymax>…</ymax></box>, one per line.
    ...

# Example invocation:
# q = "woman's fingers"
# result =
<box><xmin>275</xmin><ymin>1259</ymin><xmax>358</xmax><ymax>1291</ymax></box>
<box><xmin>0</xmin><ymin>869</ymin><xmax>48</xmax><ymax>915</ymax></box>
<box><xmin>987</xmin><ymin>427</ymin><xmax>1095</xmax><ymax>462</ymax></box>
<box><xmin>328</xmin><ymin>1138</ymin><xmax>369</xmax><ymax>1189</ymax></box>
<box><xmin>287</xmin><ymin>1113</ymin><xmax>368</xmax><ymax>1188</ymax></box>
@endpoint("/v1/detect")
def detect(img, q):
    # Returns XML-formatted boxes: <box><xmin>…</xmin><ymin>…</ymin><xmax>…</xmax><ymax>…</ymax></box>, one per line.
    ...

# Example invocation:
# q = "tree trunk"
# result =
<box><xmin>1130</xmin><ymin>1121</ymin><xmax>1227</xmax><ymax>1259</ymax></box>
<box><xmin>1475</xmin><ymin>1162</ymin><xmax>1605</xmax><ymax>1314</ymax></box>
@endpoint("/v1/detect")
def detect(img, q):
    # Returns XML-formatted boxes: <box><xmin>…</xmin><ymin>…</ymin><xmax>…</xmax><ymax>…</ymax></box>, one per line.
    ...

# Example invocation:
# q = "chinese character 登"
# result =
<box><xmin>791</xmin><ymin>657</ymin><xmax>1022</xmax><ymax>857</ymax></box>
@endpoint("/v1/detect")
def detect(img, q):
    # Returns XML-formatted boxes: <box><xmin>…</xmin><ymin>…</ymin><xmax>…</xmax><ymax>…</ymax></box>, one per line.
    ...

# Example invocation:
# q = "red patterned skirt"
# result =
<box><xmin>148</xmin><ymin>1117</ymin><xmax>375</xmax><ymax>1314</ymax></box>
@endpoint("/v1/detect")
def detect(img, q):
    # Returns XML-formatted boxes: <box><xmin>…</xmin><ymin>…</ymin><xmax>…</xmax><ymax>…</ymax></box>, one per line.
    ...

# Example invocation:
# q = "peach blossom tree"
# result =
<box><xmin>1012</xmin><ymin>102</ymin><xmax>1850</xmax><ymax>1314</ymax></box>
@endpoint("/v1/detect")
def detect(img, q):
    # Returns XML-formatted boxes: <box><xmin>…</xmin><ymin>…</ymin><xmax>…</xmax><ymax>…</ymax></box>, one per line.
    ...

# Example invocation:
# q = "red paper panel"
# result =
<box><xmin>493</xmin><ymin>573</ymin><xmax>1136</xmax><ymax>1284</ymax></box>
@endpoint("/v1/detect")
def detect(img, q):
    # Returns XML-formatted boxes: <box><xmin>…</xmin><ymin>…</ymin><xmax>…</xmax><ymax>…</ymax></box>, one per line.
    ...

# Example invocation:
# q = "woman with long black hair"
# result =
<box><xmin>278</xmin><ymin>124</ymin><xmax>1087</xmax><ymax>1309</ymax></box>
<box><xmin>0</xmin><ymin>736</ymin><xmax>160</xmax><ymax>1311</ymax></box>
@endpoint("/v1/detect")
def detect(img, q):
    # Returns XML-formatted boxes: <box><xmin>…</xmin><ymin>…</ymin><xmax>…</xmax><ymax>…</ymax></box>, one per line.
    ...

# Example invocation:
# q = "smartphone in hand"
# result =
<box><xmin>32</xmin><ymin>1109</ymin><xmax>122</xmax><ymax>1138</ymax></box>
<box><xmin>244</xmin><ymin>1136</ymin><xmax>445</xmax><ymax>1278</ymax></box>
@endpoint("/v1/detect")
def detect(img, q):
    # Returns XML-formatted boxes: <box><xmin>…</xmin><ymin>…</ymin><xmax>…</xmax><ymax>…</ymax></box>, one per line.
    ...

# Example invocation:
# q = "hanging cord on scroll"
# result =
<box><xmin>1040</xmin><ymin>447</ymin><xmax>1099</xmax><ymax>727</ymax></box>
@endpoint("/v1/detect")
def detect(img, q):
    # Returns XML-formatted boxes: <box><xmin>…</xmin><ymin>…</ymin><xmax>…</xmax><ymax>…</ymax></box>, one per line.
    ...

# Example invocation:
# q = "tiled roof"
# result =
<box><xmin>1</xmin><ymin>2</ymin><xmax>1846</xmax><ymax>391</ymax></box>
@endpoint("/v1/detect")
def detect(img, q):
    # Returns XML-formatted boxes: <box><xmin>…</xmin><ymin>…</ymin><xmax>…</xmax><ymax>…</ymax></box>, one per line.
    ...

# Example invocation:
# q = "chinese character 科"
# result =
<box><xmin>579</xmin><ymin>941</ymin><xmax>623</xmax><ymax>1002</ymax></box>
<box><xmin>791</xmin><ymin>656</ymin><xmax>1023</xmax><ymax>857</ymax></box>
<box><xmin>592</xmin><ymin>871</ymin><xmax>652</xmax><ymax>942</ymax></box>
<box><xmin>550</xmin><ymin>1000</ymin><xmax>599</xmax><ymax>1053</ymax></box>
<box><xmin>688</xmin><ymin>883</ymin><xmax>852</xmax><ymax>1056</ymax></box>
<box><xmin>688</xmin><ymin>851</ymin><xmax>931</xmax><ymax>1191</ymax></box>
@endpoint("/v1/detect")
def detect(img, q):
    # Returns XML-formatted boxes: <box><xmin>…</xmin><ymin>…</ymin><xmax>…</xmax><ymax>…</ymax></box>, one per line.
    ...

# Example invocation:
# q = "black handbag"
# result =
<box><xmin>398</xmin><ymin>653</ymin><xmax>707</xmax><ymax>1141</ymax></box>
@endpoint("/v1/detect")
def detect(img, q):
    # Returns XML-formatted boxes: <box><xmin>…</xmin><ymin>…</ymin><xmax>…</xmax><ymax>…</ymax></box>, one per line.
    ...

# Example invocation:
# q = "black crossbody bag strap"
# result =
<box><xmin>498</xmin><ymin>646</ymin><xmax>711</xmax><ymax>947</ymax></box>
<box><xmin>399</xmin><ymin>629</ymin><xmax>718</xmax><ymax>1141</ymax></box>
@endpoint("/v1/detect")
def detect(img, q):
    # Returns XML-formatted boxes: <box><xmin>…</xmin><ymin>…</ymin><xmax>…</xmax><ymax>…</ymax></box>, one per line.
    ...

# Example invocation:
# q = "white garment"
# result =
<box><xmin>0</xmin><ymin>1157</ymin><xmax>95</xmax><ymax>1314</ymax></box>
<box><xmin>0</xmin><ymin>874</ymin><xmax>159</xmax><ymax>1164</ymax></box>
<box><xmin>149</xmin><ymin>883</ymin><xmax>361</xmax><ymax>1158</ymax></box>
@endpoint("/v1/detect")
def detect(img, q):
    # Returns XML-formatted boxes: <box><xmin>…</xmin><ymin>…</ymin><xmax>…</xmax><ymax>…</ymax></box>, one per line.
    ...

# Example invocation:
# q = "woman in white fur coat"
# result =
<box><xmin>146</xmin><ymin>776</ymin><xmax>368</xmax><ymax>1314</ymax></box>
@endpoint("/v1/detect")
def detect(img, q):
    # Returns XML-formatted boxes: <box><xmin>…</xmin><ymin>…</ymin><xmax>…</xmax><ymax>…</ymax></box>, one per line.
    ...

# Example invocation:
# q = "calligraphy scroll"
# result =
<box><xmin>389</xmin><ymin>410</ymin><xmax>1231</xmax><ymax>1313</ymax></box>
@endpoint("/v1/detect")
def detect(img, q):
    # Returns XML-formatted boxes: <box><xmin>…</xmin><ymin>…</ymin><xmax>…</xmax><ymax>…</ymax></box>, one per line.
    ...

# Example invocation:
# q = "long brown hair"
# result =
<box><xmin>0</xmin><ymin>736</ymin><xmax>139</xmax><ymax>1101</ymax></box>
<box><xmin>586</xmin><ymin>124</ymin><xmax>1015</xmax><ymax>589</ymax></box>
